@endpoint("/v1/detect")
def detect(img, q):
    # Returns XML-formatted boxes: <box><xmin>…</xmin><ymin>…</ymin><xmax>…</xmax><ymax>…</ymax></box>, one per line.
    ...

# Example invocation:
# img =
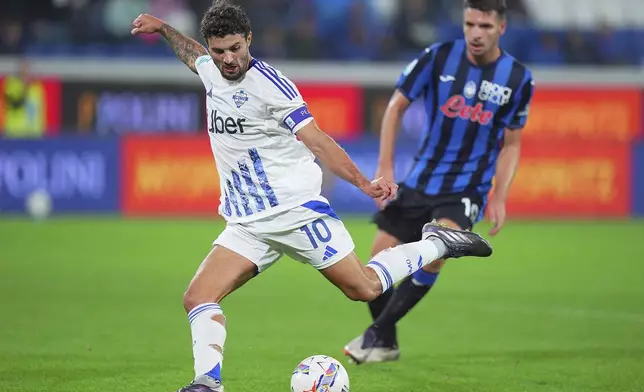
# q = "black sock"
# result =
<box><xmin>364</xmin><ymin>288</ymin><xmax>396</xmax><ymax>347</ymax></box>
<box><xmin>368</xmin><ymin>287</ymin><xmax>394</xmax><ymax>321</ymax></box>
<box><xmin>371</xmin><ymin>270</ymin><xmax>439</xmax><ymax>336</ymax></box>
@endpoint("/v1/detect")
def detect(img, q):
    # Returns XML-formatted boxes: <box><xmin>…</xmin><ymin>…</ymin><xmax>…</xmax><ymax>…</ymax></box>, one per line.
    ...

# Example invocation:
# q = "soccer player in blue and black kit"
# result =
<box><xmin>344</xmin><ymin>0</ymin><xmax>534</xmax><ymax>364</ymax></box>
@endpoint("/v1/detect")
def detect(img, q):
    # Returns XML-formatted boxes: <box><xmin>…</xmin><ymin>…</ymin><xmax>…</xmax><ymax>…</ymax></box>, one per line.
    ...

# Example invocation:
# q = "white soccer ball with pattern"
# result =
<box><xmin>290</xmin><ymin>355</ymin><xmax>350</xmax><ymax>392</ymax></box>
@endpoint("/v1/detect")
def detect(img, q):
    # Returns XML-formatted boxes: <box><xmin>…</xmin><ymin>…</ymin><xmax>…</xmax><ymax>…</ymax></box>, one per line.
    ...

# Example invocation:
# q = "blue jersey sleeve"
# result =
<box><xmin>395</xmin><ymin>45</ymin><xmax>438</xmax><ymax>102</ymax></box>
<box><xmin>506</xmin><ymin>73</ymin><xmax>535</xmax><ymax>130</ymax></box>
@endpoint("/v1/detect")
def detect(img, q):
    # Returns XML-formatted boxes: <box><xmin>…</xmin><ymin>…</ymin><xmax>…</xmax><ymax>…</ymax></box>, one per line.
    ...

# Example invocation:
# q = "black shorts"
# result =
<box><xmin>373</xmin><ymin>186</ymin><xmax>485</xmax><ymax>244</ymax></box>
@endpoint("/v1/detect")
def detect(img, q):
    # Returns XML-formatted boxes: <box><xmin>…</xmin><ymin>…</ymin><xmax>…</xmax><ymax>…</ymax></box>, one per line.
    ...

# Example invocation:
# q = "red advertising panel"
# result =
<box><xmin>523</xmin><ymin>88</ymin><xmax>641</xmax><ymax>141</ymax></box>
<box><xmin>121</xmin><ymin>135</ymin><xmax>221</xmax><ymax>216</ymax></box>
<box><xmin>298</xmin><ymin>84</ymin><xmax>362</xmax><ymax>140</ymax></box>
<box><xmin>0</xmin><ymin>77</ymin><xmax>61</xmax><ymax>137</ymax></box>
<box><xmin>498</xmin><ymin>141</ymin><xmax>631</xmax><ymax>217</ymax></box>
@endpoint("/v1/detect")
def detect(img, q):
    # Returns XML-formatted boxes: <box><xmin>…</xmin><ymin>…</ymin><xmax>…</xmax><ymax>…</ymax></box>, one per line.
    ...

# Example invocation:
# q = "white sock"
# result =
<box><xmin>366</xmin><ymin>238</ymin><xmax>446</xmax><ymax>292</ymax></box>
<box><xmin>188</xmin><ymin>303</ymin><xmax>227</xmax><ymax>380</ymax></box>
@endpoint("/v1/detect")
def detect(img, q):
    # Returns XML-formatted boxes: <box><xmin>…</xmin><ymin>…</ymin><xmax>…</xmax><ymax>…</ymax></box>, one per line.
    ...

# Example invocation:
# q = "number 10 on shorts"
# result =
<box><xmin>300</xmin><ymin>218</ymin><xmax>333</xmax><ymax>249</ymax></box>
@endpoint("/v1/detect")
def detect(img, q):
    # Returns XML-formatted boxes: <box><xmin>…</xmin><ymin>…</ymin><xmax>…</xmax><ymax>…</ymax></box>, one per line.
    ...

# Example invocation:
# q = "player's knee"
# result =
<box><xmin>182</xmin><ymin>290</ymin><xmax>200</xmax><ymax>313</ymax></box>
<box><xmin>341</xmin><ymin>285</ymin><xmax>379</xmax><ymax>302</ymax></box>
<box><xmin>182</xmin><ymin>286</ymin><xmax>225</xmax><ymax>313</ymax></box>
<box><xmin>422</xmin><ymin>259</ymin><xmax>446</xmax><ymax>273</ymax></box>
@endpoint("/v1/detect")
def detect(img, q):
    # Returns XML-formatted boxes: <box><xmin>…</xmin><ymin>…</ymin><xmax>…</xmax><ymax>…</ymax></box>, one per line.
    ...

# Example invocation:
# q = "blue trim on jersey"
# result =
<box><xmin>301</xmin><ymin>200</ymin><xmax>340</xmax><ymax>220</ymax></box>
<box><xmin>254</xmin><ymin>60</ymin><xmax>297</xmax><ymax>100</ymax></box>
<box><xmin>248</xmin><ymin>148</ymin><xmax>279</xmax><ymax>207</ymax></box>
<box><xmin>231</xmin><ymin>170</ymin><xmax>252</xmax><ymax>216</ymax></box>
<box><xmin>249</xmin><ymin>58</ymin><xmax>258</xmax><ymax>69</ymax></box>
<box><xmin>223</xmin><ymin>188</ymin><xmax>232</xmax><ymax>217</ymax></box>
<box><xmin>406</xmin><ymin>41</ymin><xmax>466</xmax><ymax>188</ymax></box>
<box><xmin>226</xmin><ymin>179</ymin><xmax>242</xmax><ymax>217</ymax></box>
<box><xmin>237</xmin><ymin>158</ymin><xmax>266</xmax><ymax>212</ymax></box>
<box><xmin>284</xmin><ymin>105</ymin><xmax>313</xmax><ymax>132</ymax></box>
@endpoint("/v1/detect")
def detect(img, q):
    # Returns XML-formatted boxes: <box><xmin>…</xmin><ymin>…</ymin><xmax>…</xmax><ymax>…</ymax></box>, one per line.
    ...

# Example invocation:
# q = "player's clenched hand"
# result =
<box><xmin>488</xmin><ymin>197</ymin><xmax>506</xmax><ymax>236</ymax></box>
<box><xmin>363</xmin><ymin>177</ymin><xmax>398</xmax><ymax>202</ymax></box>
<box><xmin>131</xmin><ymin>14</ymin><xmax>164</xmax><ymax>35</ymax></box>
<box><xmin>373</xmin><ymin>165</ymin><xmax>395</xmax><ymax>210</ymax></box>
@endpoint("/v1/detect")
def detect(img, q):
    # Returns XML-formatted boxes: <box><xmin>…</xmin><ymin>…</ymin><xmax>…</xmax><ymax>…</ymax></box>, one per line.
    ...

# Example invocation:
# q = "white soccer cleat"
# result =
<box><xmin>343</xmin><ymin>335</ymin><xmax>400</xmax><ymax>365</ymax></box>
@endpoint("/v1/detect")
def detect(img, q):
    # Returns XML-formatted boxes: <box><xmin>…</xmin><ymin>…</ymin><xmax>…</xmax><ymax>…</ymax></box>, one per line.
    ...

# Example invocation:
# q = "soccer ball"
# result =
<box><xmin>25</xmin><ymin>189</ymin><xmax>52</xmax><ymax>220</ymax></box>
<box><xmin>290</xmin><ymin>355</ymin><xmax>350</xmax><ymax>392</ymax></box>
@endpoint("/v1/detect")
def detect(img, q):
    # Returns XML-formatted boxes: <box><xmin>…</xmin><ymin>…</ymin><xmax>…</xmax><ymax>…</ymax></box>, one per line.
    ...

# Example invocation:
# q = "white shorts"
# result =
<box><xmin>213</xmin><ymin>199</ymin><xmax>355</xmax><ymax>273</ymax></box>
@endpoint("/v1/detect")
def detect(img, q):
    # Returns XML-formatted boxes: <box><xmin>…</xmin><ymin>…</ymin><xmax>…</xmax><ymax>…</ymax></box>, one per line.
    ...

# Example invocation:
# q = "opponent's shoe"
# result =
<box><xmin>176</xmin><ymin>374</ymin><xmax>223</xmax><ymax>392</ymax></box>
<box><xmin>422</xmin><ymin>220</ymin><xmax>493</xmax><ymax>258</ymax></box>
<box><xmin>343</xmin><ymin>333</ymin><xmax>400</xmax><ymax>365</ymax></box>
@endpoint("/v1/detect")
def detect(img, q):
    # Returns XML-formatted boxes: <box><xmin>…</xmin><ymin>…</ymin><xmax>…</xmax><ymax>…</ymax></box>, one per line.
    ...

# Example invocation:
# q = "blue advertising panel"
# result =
<box><xmin>0</xmin><ymin>137</ymin><xmax>120</xmax><ymax>213</ymax></box>
<box><xmin>322</xmin><ymin>138</ymin><xmax>417</xmax><ymax>214</ymax></box>
<box><xmin>633</xmin><ymin>141</ymin><xmax>644</xmax><ymax>216</ymax></box>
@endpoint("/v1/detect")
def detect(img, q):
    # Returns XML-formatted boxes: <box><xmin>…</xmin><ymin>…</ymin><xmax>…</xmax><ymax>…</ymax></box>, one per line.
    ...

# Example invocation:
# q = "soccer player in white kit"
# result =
<box><xmin>131</xmin><ymin>2</ymin><xmax>493</xmax><ymax>391</ymax></box>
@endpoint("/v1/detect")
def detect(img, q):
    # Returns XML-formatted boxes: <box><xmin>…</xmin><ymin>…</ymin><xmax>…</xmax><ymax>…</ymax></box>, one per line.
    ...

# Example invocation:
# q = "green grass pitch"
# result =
<box><xmin>1</xmin><ymin>217</ymin><xmax>643</xmax><ymax>392</ymax></box>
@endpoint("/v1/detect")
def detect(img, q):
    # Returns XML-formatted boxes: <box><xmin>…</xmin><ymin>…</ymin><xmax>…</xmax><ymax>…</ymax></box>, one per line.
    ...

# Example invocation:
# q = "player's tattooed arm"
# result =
<box><xmin>131</xmin><ymin>14</ymin><xmax>207</xmax><ymax>74</ymax></box>
<box><xmin>159</xmin><ymin>24</ymin><xmax>208</xmax><ymax>74</ymax></box>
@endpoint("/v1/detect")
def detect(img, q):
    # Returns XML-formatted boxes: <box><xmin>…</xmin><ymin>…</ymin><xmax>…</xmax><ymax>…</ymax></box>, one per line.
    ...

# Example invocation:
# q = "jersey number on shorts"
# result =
<box><xmin>461</xmin><ymin>197</ymin><xmax>480</xmax><ymax>224</ymax></box>
<box><xmin>300</xmin><ymin>218</ymin><xmax>332</xmax><ymax>249</ymax></box>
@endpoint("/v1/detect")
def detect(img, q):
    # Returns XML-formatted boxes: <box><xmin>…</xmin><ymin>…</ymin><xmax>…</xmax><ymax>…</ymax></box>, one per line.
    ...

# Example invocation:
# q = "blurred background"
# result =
<box><xmin>1</xmin><ymin>3</ymin><xmax>644</xmax><ymax>392</ymax></box>
<box><xmin>0</xmin><ymin>0</ymin><xmax>642</xmax><ymax>218</ymax></box>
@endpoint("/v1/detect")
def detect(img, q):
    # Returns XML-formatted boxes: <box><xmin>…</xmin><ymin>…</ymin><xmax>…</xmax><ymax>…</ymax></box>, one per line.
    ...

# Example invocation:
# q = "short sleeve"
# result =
<box><xmin>195</xmin><ymin>55</ymin><xmax>213</xmax><ymax>88</ymax></box>
<box><xmin>256</xmin><ymin>61</ymin><xmax>314</xmax><ymax>133</ymax></box>
<box><xmin>395</xmin><ymin>44</ymin><xmax>439</xmax><ymax>102</ymax></box>
<box><xmin>506</xmin><ymin>74</ymin><xmax>535</xmax><ymax>130</ymax></box>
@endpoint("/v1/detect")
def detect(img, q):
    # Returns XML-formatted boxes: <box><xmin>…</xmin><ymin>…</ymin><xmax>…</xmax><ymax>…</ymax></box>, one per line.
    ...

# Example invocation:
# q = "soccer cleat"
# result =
<box><xmin>422</xmin><ymin>220</ymin><xmax>493</xmax><ymax>258</ymax></box>
<box><xmin>343</xmin><ymin>334</ymin><xmax>400</xmax><ymax>365</ymax></box>
<box><xmin>176</xmin><ymin>374</ymin><xmax>223</xmax><ymax>392</ymax></box>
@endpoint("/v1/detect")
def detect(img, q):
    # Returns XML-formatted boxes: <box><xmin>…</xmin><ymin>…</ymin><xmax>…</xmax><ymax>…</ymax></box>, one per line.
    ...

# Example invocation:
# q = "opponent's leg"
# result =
<box><xmin>338</xmin><ymin>220</ymin><xmax>484</xmax><ymax>364</ymax></box>
<box><xmin>370</xmin><ymin>218</ymin><xmax>461</xmax><ymax>334</ymax></box>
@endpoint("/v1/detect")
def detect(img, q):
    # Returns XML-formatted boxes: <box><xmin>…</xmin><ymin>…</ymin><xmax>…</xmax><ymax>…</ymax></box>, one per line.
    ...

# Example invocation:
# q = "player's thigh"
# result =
<box><xmin>184</xmin><ymin>224</ymin><xmax>281</xmax><ymax>311</ymax></box>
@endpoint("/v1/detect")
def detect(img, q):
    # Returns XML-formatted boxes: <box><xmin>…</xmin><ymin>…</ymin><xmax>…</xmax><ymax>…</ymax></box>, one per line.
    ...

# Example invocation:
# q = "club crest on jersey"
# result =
<box><xmin>232</xmin><ymin>89</ymin><xmax>249</xmax><ymax>108</ymax></box>
<box><xmin>463</xmin><ymin>81</ymin><xmax>477</xmax><ymax>99</ymax></box>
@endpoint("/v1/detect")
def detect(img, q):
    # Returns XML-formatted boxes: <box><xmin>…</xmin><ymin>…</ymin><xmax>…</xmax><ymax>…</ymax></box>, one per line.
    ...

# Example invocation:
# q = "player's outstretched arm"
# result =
<box><xmin>374</xmin><ymin>90</ymin><xmax>411</xmax><ymax>208</ymax></box>
<box><xmin>131</xmin><ymin>14</ymin><xmax>207</xmax><ymax>74</ymax></box>
<box><xmin>488</xmin><ymin>129</ymin><xmax>522</xmax><ymax>236</ymax></box>
<box><xmin>297</xmin><ymin>121</ymin><xmax>398</xmax><ymax>202</ymax></box>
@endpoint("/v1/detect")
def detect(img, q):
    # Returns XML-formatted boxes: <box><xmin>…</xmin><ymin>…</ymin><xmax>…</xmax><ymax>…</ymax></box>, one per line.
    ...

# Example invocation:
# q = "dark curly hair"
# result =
<box><xmin>200</xmin><ymin>0</ymin><xmax>252</xmax><ymax>41</ymax></box>
<box><xmin>464</xmin><ymin>0</ymin><xmax>507</xmax><ymax>17</ymax></box>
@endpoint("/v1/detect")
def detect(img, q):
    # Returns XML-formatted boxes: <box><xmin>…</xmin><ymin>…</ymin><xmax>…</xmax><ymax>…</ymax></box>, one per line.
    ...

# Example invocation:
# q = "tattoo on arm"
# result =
<box><xmin>159</xmin><ymin>24</ymin><xmax>208</xmax><ymax>74</ymax></box>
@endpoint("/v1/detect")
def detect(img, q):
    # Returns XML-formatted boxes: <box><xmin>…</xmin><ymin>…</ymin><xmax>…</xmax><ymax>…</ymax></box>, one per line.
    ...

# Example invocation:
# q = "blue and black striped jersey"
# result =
<box><xmin>398</xmin><ymin>39</ymin><xmax>534</xmax><ymax>196</ymax></box>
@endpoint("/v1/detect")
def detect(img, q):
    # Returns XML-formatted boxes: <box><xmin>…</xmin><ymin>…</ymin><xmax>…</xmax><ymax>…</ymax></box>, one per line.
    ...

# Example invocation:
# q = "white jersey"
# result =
<box><xmin>195</xmin><ymin>55</ymin><xmax>324</xmax><ymax>223</ymax></box>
